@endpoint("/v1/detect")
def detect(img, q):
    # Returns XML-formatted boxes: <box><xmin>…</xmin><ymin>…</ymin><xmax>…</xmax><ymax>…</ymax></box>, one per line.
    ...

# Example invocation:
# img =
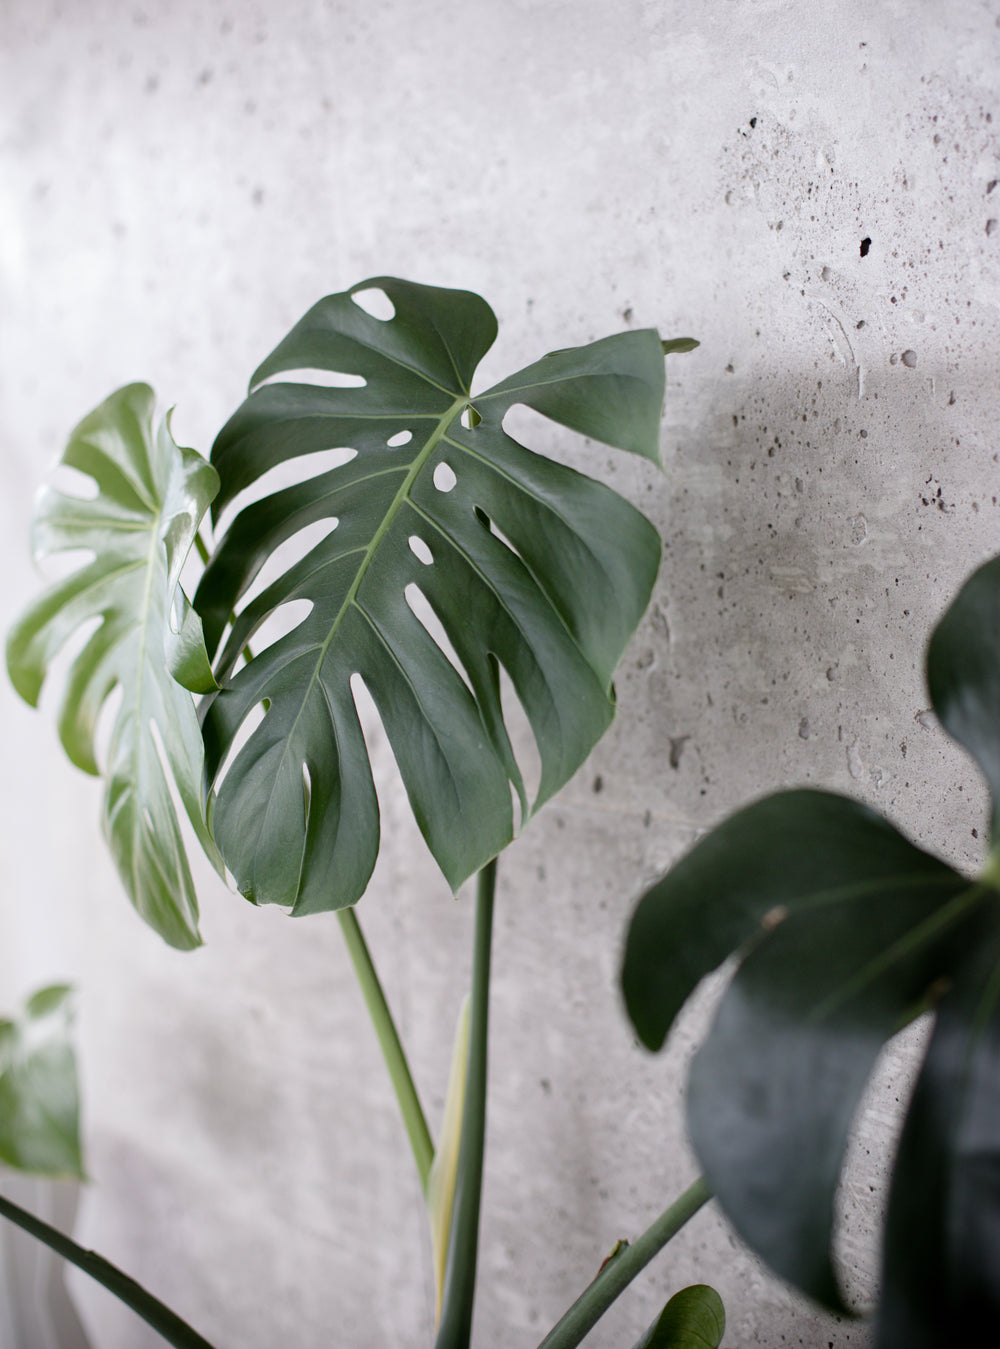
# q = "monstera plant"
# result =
<box><xmin>3</xmin><ymin>278</ymin><xmax>721</xmax><ymax>1349</ymax></box>
<box><xmin>623</xmin><ymin>552</ymin><xmax>1000</xmax><ymax>1346</ymax></box>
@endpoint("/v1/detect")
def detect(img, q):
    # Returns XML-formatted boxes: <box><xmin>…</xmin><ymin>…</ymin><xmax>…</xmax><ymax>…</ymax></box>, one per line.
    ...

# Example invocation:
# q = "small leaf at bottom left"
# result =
<box><xmin>0</xmin><ymin>985</ymin><xmax>84</xmax><ymax>1180</ymax></box>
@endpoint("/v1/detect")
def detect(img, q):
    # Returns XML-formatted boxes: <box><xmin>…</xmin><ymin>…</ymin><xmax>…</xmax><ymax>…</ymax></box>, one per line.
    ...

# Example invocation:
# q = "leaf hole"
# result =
<box><xmin>35</xmin><ymin>547</ymin><xmax>97</xmax><ymax>583</ymax></box>
<box><xmin>302</xmin><ymin>762</ymin><xmax>312</xmax><ymax>820</ymax></box>
<box><xmin>212</xmin><ymin>699</ymin><xmax>268</xmax><ymax>793</ymax></box>
<box><xmin>212</xmin><ymin>446</ymin><xmax>357</xmax><ymax>542</ymax></box>
<box><xmin>40</xmin><ymin>611</ymin><xmax>106</xmax><ymax>752</ymax></box>
<box><xmin>350</xmin><ymin>287</ymin><xmax>396</xmax><ymax>321</ymax></box>
<box><xmin>497</xmin><ymin>662</ymin><xmax>542</xmax><ymax>823</ymax></box>
<box><xmin>404</xmin><ymin>583</ymin><xmax>475</xmax><ymax>697</ymax></box>
<box><xmin>90</xmin><ymin>677</ymin><xmax>123</xmax><ymax>773</ymax></box>
<box><xmin>246</xmin><ymin>597</ymin><xmax>314</xmax><ymax>655</ymax></box>
<box><xmin>50</xmin><ymin>464</ymin><xmax>99</xmax><ymax>500</ymax></box>
<box><xmin>502</xmin><ymin>402</ymin><xmax>569</xmax><ymax>461</ymax></box>
<box><xmin>235</xmin><ymin>519</ymin><xmax>340</xmax><ymax>612</ymax></box>
<box><xmin>387</xmin><ymin>430</ymin><xmax>413</xmax><ymax>448</ymax></box>
<box><xmin>257</xmin><ymin>367</ymin><xmax>367</xmax><ymax>389</ymax></box>
<box><xmin>408</xmin><ymin>536</ymin><xmax>433</xmax><ymax>566</ymax></box>
<box><xmin>476</xmin><ymin>512</ymin><xmax>526</xmax><ymax>566</ymax></box>
<box><xmin>433</xmin><ymin>462</ymin><xmax>457</xmax><ymax>493</ymax></box>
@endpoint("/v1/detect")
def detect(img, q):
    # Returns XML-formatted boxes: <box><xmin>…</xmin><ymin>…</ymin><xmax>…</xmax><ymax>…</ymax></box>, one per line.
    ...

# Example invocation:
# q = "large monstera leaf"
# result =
<box><xmin>622</xmin><ymin>553</ymin><xmax>1000</xmax><ymax>1346</ymax></box>
<box><xmin>195</xmin><ymin>277</ymin><xmax>669</xmax><ymax>913</ymax></box>
<box><xmin>7</xmin><ymin>384</ymin><xmax>222</xmax><ymax>949</ymax></box>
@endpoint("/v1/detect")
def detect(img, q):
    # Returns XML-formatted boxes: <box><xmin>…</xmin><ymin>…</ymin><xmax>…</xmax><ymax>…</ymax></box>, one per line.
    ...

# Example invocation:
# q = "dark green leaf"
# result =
<box><xmin>622</xmin><ymin>789</ymin><xmax>961</xmax><ymax>1051</ymax></box>
<box><xmin>877</xmin><ymin>907</ymin><xmax>1000</xmax><ymax>1348</ymax></box>
<box><xmin>632</xmin><ymin>1284</ymin><xmax>725</xmax><ymax>1349</ymax></box>
<box><xmin>0</xmin><ymin>986</ymin><xmax>84</xmax><ymax>1179</ymax></box>
<box><xmin>927</xmin><ymin>553</ymin><xmax>1000</xmax><ymax>837</ymax></box>
<box><xmin>6</xmin><ymin>384</ymin><xmax>222</xmax><ymax>949</ymax></box>
<box><xmin>623</xmin><ymin>789</ymin><xmax>983</xmax><ymax>1310</ymax></box>
<box><xmin>196</xmin><ymin>278</ymin><xmax>667</xmax><ymax>912</ymax></box>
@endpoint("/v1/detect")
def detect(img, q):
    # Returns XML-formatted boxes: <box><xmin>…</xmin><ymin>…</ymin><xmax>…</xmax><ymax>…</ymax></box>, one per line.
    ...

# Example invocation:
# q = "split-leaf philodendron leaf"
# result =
<box><xmin>622</xmin><ymin>551</ymin><xmax>1000</xmax><ymax>1346</ymax></box>
<box><xmin>195</xmin><ymin>277</ymin><xmax>670</xmax><ymax>913</ymax></box>
<box><xmin>6</xmin><ymin>384</ymin><xmax>222</xmax><ymax>949</ymax></box>
<box><xmin>0</xmin><ymin>985</ymin><xmax>84</xmax><ymax>1179</ymax></box>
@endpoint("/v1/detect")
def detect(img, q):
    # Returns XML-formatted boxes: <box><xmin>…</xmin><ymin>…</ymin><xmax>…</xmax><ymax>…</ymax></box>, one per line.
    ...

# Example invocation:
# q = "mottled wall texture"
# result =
<box><xmin>2</xmin><ymin>3</ymin><xmax>999</xmax><ymax>1346</ymax></box>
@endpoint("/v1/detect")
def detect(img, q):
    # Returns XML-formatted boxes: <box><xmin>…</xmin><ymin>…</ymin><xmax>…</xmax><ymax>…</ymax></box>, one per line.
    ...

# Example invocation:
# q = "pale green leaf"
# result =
<box><xmin>0</xmin><ymin>985</ymin><xmax>83</xmax><ymax>1179</ymax></box>
<box><xmin>6</xmin><ymin>385</ymin><xmax>222</xmax><ymax>949</ymax></box>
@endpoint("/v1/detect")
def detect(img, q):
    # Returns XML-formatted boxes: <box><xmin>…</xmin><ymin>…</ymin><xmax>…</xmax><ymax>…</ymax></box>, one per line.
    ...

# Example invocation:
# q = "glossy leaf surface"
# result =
<box><xmin>633</xmin><ymin>1284</ymin><xmax>725</xmax><ymax>1349</ymax></box>
<box><xmin>196</xmin><ymin>278</ymin><xmax>667</xmax><ymax>912</ymax></box>
<box><xmin>623</xmin><ymin>550</ymin><xmax>1000</xmax><ymax>1342</ymax></box>
<box><xmin>7</xmin><ymin>384</ymin><xmax>222</xmax><ymax>948</ymax></box>
<box><xmin>0</xmin><ymin>986</ymin><xmax>83</xmax><ymax>1178</ymax></box>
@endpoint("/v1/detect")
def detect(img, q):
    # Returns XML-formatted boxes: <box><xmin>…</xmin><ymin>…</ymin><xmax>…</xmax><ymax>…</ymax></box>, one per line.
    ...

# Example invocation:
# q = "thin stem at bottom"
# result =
<box><xmin>434</xmin><ymin>857</ymin><xmax>497</xmax><ymax>1349</ymax></box>
<box><xmin>536</xmin><ymin>1176</ymin><xmax>713</xmax><ymax>1349</ymax></box>
<box><xmin>0</xmin><ymin>1191</ymin><xmax>218</xmax><ymax>1349</ymax></box>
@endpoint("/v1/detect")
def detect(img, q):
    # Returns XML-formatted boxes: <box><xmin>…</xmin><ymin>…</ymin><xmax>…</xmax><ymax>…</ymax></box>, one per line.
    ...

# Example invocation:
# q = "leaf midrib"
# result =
<box><xmin>127</xmin><ymin>509</ymin><xmax>163</xmax><ymax>904</ymax></box>
<box><xmin>244</xmin><ymin>393</ymin><xmax>470</xmax><ymax>829</ymax></box>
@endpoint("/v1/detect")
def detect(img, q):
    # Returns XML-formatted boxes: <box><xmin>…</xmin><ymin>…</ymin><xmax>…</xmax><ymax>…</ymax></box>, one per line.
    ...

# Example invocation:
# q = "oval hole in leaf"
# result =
<box><xmin>235</xmin><ymin>518</ymin><xmax>340</xmax><ymax>612</ymax></box>
<box><xmin>212</xmin><ymin>445</ymin><xmax>357</xmax><ymax>541</ymax></box>
<box><xmin>248</xmin><ymin>597</ymin><xmax>314</xmax><ymax>656</ymax></box>
<box><xmin>408</xmin><ymin>536</ymin><xmax>433</xmax><ymax>566</ymax></box>
<box><xmin>483</xmin><ymin>514</ymin><xmax>525</xmax><ymax>565</ymax></box>
<box><xmin>213</xmin><ymin>699</ymin><xmax>268</xmax><ymax>793</ymax></box>
<box><xmin>387</xmin><ymin>430</ymin><xmax>413</xmax><ymax>448</ymax></box>
<box><xmin>88</xmin><ymin>674</ymin><xmax>123</xmax><ymax>763</ymax></box>
<box><xmin>498</xmin><ymin>662</ymin><xmax>542</xmax><ymax>828</ymax></box>
<box><xmin>147</xmin><ymin>717</ymin><xmax>207</xmax><ymax>877</ymax></box>
<box><xmin>50</xmin><ymin>464</ymin><xmax>99</xmax><ymax>500</ymax></box>
<box><xmin>502</xmin><ymin>401</ymin><xmax>571</xmax><ymax>461</ymax></box>
<box><xmin>349</xmin><ymin>670</ymin><xmax>385</xmax><ymax>755</ymax></box>
<box><xmin>350</xmin><ymin>287</ymin><xmax>396</xmax><ymax>321</ymax></box>
<box><xmin>256</xmin><ymin>368</ymin><xmax>367</xmax><ymax>389</ymax></box>
<box><xmin>404</xmin><ymin>583</ymin><xmax>475</xmax><ymax>697</ymax></box>
<box><xmin>433</xmin><ymin>462</ymin><xmax>457</xmax><ymax>493</ymax></box>
<box><xmin>302</xmin><ymin>761</ymin><xmax>312</xmax><ymax>820</ymax></box>
<box><xmin>36</xmin><ymin>547</ymin><xmax>98</xmax><ymax>583</ymax></box>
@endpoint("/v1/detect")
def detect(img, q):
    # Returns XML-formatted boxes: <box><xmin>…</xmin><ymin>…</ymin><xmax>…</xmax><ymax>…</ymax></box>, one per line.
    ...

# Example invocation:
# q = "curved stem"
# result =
<box><xmin>536</xmin><ymin>1176</ymin><xmax>713</xmax><ymax>1349</ymax></box>
<box><xmin>337</xmin><ymin>905</ymin><xmax>435</xmax><ymax>1194</ymax></box>
<box><xmin>434</xmin><ymin>858</ymin><xmax>497</xmax><ymax>1349</ymax></box>
<box><xmin>0</xmin><ymin>1191</ymin><xmax>218</xmax><ymax>1349</ymax></box>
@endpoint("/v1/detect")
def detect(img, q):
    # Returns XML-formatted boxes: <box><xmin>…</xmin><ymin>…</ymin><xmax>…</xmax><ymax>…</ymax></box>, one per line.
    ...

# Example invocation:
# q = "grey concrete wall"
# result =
<box><xmin>2</xmin><ymin>2</ymin><xmax>999</xmax><ymax>1346</ymax></box>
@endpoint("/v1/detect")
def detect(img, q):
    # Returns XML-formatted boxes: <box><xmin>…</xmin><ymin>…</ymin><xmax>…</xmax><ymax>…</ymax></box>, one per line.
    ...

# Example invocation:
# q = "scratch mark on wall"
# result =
<box><xmin>807</xmin><ymin>292</ymin><xmax>863</xmax><ymax>397</ymax></box>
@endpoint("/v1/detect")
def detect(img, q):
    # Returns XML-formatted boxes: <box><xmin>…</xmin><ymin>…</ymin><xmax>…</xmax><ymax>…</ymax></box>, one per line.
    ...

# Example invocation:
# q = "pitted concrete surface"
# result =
<box><xmin>2</xmin><ymin>3</ymin><xmax>999</xmax><ymax>1346</ymax></box>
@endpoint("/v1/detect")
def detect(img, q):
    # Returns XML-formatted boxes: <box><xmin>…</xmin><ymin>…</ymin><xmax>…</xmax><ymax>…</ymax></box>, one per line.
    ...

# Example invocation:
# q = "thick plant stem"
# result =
<box><xmin>434</xmin><ymin>859</ymin><xmax>497</xmax><ymax>1349</ymax></box>
<box><xmin>0</xmin><ymin>1191</ymin><xmax>218</xmax><ymax>1349</ymax></box>
<box><xmin>536</xmin><ymin>1176</ymin><xmax>713</xmax><ymax>1349</ymax></box>
<box><xmin>337</xmin><ymin>905</ymin><xmax>435</xmax><ymax>1195</ymax></box>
